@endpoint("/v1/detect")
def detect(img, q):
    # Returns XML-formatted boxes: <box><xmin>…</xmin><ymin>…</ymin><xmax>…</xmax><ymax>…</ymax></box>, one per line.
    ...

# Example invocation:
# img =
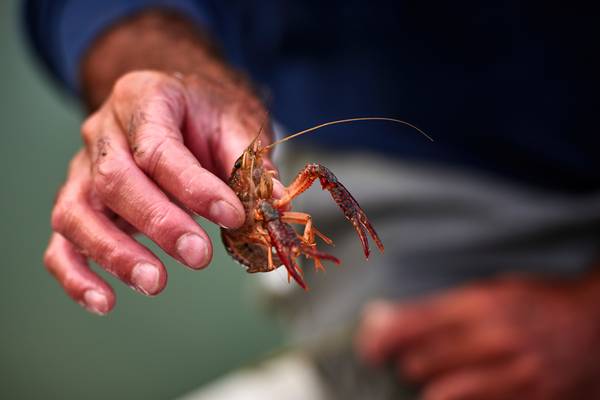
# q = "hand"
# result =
<box><xmin>356</xmin><ymin>275</ymin><xmax>600</xmax><ymax>399</ymax></box>
<box><xmin>44</xmin><ymin>70</ymin><xmax>275</xmax><ymax>315</ymax></box>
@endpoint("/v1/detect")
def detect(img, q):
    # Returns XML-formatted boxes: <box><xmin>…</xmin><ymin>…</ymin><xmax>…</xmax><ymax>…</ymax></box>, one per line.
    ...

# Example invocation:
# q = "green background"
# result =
<box><xmin>0</xmin><ymin>1</ymin><xmax>282</xmax><ymax>398</ymax></box>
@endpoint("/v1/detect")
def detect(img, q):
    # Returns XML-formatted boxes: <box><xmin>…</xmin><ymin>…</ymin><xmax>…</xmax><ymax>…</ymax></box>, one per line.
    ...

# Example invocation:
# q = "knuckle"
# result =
<box><xmin>67</xmin><ymin>150</ymin><xmax>88</xmax><ymax>174</ymax></box>
<box><xmin>179</xmin><ymin>163</ymin><xmax>206</xmax><ymax>200</ymax></box>
<box><xmin>143</xmin><ymin>202</ymin><xmax>175</xmax><ymax>236</ymax></box>
<box><xmin>140</xmin><ymin>83</ymin><xmax>185</xmax><ymax>119</ymax></box>
<box><xmin>143</xmin><ymin>75</ymin><xmax>174</xmax><ymax>96</ymax></box>
<box><xmin>113</xmin><ymin>71</ymin><xmax>165</xmax><ymax>104</ymax></box>
<box><xmin>51</xmin><ymin>196</ymin><xmax>76</xmax><ymax>234</ymax></box>
<box><xmin>133</xmin><ymin>135</ymin><xmax>181</xmax><ymax>174</ymax></box>
<box><xmin>43</xmin><ymin>239</ymin><xmax>90</xmax><ymax>298</ymax></box>
<box><xmin>93</xmin><ymin>154</ymin><xmax>132</xmax><ymax>199</ymax></box>
<box><xmin>59</xmin><ymin>267</ymin><xmax>82</xmax><ymax>294</ymax></box>
<box><xmin>43</xmin><ymin>245</ymin><xmax>59</xmax><ymax>273</ymax></box>
<box><xmin>90</xmin><ymin>241</ymin><xmax>121</xmax><ymax>276</ymax></box>
<box><xmin>80</xmin><ymin>113</ymin><xmax>101</xmax><ymax>145</ymax></box>
<box><xmin>114</xmin><ymin>71</ymin><xmax>179</xmax><ymax>103</ymax></box>
<box><xmin>144</xmin><ymin>71</ymin><xmax>183</xmax><ymax>96</ymax></box>
<box><xmin>112</xmin><ymin>72</ymin><xmax>143</xmax><ymax>99</ymax></box>
<box><xmin>50</xmin><ymin>205</ymin><xmax>64</xmax><ymax>232</ymax></box>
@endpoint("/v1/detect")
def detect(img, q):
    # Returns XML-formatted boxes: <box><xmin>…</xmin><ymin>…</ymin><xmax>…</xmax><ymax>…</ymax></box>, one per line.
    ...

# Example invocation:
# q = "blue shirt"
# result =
<box><xmin>24</xmin><ymin>0</ymin><xmax>600</xmax><ymax>193</ymax></box>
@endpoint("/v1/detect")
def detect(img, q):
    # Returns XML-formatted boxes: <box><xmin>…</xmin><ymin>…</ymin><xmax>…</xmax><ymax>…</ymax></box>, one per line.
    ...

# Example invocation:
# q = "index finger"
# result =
<box><xmin>357</xmin><ymin>294</ymin><xmax>479</xmax><ymax>365</ymax></box>
<box><xmin>111</xmin><ymin>74</ymin><xmax>245</xmax><ymax>229</ymax></box>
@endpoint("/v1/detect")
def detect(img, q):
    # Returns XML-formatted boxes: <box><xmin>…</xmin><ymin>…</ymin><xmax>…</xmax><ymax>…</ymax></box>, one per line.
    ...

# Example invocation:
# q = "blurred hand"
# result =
<box><xmin>356</xmin><ymin>276</ymin><xmax>600</xmax><ymax>399</ymax></box>
<box><xmin>44</xmin><ymin>70</ymin><xmax>275</xmax><ymax>314</ymax></box>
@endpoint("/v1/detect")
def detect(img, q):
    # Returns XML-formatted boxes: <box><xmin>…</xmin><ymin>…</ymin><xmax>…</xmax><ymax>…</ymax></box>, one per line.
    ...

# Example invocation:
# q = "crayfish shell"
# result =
<box><xmin>220</xmin><ymin>229</ymin><xmax>281</xmax><ymax>273</ymax></box>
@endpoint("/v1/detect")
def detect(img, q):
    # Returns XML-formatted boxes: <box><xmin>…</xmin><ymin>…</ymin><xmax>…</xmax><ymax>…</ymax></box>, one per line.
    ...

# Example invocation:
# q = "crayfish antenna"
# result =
<box><xmin>261</xmin><ymin>117</ymin><xmax>432</xmax><ymax>152</ymax></box>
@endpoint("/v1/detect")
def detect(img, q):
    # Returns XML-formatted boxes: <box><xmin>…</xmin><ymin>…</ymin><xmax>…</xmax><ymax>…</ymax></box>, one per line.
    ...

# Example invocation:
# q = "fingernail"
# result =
<box><xmin>83</xmin><ymin>290</ymin><xmax>109</xmax><ymax>315</ymax></box>
<box><xmin>364</xmin><ymin>302</ymin><xmax>396</xmax><ymax>329</ymax></box>
<box><xmin>176</xmin><ymin>233</ymin><xmax>209</xmax><ymax>269</ymax></box>
<box><xmin>131</xmin><ymin>263</ymin><xmax>160</xmax><ymax>295</ymax></box>
<box><xmin>209</xmin><ymin>200</ymin><xmax>243</xmax><ymax>229</ymax></box>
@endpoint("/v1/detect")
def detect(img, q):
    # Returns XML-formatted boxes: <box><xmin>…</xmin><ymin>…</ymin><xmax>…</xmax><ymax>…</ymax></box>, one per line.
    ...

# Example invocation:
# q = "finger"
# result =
<box><xmin>262</xmin><ymin>158</ymin><xmax>279</xmax><ymax>176</ymax></box>
<box><xmin>400</xmin><ymin>324</ymin><xmax>522</xmax><ymax>382</ymax></box>
<box><xmin>422</xmin><ymin>355</ymin><xmax>538</xmax><ymax>400</ymax></box>
<box><xmin>90</xmin><ymin>116</ymin><xmax>213</xmax><ymax>269</ymax></box>
<box><xmin>111</xmin><ymin>84</ymin><xmax>245</xmax><ymax>229</ymax></box>
<box><xmin>213</xmin><ymin>110</ymin><xmax>277</xmax><ymax>179</ymax></box>
<box><xmin>357</xmin><ymin>286</ymin><xmax>502</xmax><ymax>364</ymax></box>
<box><xmin>52</xmin><ymin>151</ymin><xmax>168</xmax><ymax>295</ymax></box>
<box><xmin>43</xmin><ymin>233</ymin><xmax>114</xmax><ymax>315</ymax></box>
<box><xmin>271</xmin><ymin>178</ymin><xmax>291</xmax><ymax>210</ymax></box>
<box><xmin>357</xmin><ymin>300</ymin><xmax>460</xmax><ymax>365</ymax></box>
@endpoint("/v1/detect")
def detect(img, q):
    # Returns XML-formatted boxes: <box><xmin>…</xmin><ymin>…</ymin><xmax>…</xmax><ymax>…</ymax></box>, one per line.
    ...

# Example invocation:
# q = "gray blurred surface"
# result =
<box><xmin>0</xmin><ymin>1</ymin><xmax>282</xmax><ymax>399</ymax></box>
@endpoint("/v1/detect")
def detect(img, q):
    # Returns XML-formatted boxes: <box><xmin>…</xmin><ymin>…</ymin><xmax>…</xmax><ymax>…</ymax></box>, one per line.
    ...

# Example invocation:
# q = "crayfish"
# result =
<box><xmin>221</xmin><ymin>118</ymin><xmax>431</xmax><ymax>289</ymax></box>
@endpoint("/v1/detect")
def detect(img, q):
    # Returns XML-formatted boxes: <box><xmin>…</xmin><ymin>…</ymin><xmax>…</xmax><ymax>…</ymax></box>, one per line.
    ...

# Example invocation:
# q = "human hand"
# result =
<box><xmin>356</xmin><ymin>275</ymin><xmax>600</xmax><ymax>399</ymax></box>
<box><xmin>44</xmin><ymin>70</ymin><xmax>275</xmax><ymax>315</ymax></box>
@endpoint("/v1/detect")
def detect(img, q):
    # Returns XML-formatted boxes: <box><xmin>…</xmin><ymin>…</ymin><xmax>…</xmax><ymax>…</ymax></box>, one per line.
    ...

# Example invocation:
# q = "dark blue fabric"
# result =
<box><xmin>24</xmin><ymin>1</ymin><xmax>600</xmax><ymax>193</ymax></box>
<box><xmin>24</xmin><ymin>0</ymin><xmax>214</xmax><ymax>92</ymax></box>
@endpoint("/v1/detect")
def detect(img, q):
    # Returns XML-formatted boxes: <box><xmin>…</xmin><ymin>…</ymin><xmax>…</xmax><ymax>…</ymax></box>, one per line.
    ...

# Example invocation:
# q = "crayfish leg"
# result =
<box><xmin>302</xmin><ymin>245</ymin><xmax>341</xmax><ymax>267</ymax></box>
<box><xmin>274</xmin><ymin>163</ymin><xmax>384</xmax><ymax>258</ymax></box>
<box><xmin>307</xmin><ymin>247</ymin><xmax>340</xmax><ymax>272</ymax></box>
<box><xmin>280</xmin><ymin>211</ymin><xmax>333</xmax><ymax>246</ymax></box>
<box><xmin>313</xmin><ymin>257</ymin><xmax>326</xmax><ymax>272</ymax></box>
<box><xmin>313</xmin><ymin>227</ymin><xmax>333</xmax><ymax>245</ymax></box>
<box><xmin>261</xmin><ymin>199</ymin><xmax>342</xmax><ymax>289</ymax></box>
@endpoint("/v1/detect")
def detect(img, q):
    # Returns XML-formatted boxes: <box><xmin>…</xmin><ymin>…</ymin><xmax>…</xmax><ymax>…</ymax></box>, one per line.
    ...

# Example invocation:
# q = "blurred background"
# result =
<box><xmin>0</xmin><ymin>0</ymin><xmax>283</xmax><ymax>398</ymax></box>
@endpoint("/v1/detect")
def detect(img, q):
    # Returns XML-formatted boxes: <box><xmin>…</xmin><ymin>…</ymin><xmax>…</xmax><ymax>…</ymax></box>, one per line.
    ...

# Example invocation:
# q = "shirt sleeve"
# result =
<box><xmin>23</xmin><ymin>0</ymin><xmax>215</xmax><ymax>95</ymax></box>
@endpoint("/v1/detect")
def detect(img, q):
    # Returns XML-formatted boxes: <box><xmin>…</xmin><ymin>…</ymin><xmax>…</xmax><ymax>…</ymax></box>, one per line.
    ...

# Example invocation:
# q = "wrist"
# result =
<box><xmin>80</xmin><ymin>9</ymin><xmax>244</xmax><ymax>110</ymax></box>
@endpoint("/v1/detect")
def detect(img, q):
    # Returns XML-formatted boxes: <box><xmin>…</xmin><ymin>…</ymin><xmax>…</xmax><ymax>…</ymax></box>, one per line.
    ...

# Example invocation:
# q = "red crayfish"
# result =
<box><xmin>221</xmin><ymin>118</ymin><xmax>431</xmax><ymax>289</ymax></box>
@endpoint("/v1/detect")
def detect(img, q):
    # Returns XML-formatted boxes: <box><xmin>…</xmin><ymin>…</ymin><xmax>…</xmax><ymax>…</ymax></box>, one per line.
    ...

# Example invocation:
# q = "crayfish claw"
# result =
<box><xmin>351</xmin><ymin>218</ymin><xmax>371</xmax><ymax>259</ymax></box>
<box><xmin>275</xmin><ymin>163</ymin><xmax>383</xmax><ymax>260</ymax></box>
<box><xmin>317</xmin><ymin>165</ymin><xmax>384</xmax><ymax>258</ymax></box>
<box><xmin>278</xmin><ymin>248</ymin><xmax>307</xmax><ymax>290</ymax></box>
<box><xmin>349</xmin><ymin>212</ymin><xmax>384</xmax><ymax>259</ymax></box>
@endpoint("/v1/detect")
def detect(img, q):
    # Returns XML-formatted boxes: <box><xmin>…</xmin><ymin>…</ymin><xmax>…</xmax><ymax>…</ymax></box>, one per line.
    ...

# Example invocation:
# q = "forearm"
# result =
<box><xmin>80</xmin><ymin>9</ymin><xmax>247</xmax><ymax>110</ymax></box>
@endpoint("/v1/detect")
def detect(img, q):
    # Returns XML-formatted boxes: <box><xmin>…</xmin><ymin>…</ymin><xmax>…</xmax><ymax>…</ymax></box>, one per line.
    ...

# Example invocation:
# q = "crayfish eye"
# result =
<box><xmin>234</xmin><ymin>157</ymin><xmax>243</xmax><ymax>169</ymax></box>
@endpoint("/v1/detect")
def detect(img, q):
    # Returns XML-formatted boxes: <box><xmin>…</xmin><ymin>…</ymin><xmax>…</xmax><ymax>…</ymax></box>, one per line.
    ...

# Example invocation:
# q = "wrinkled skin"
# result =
<box><xmin>45</xmin><ymin>70</ymin><xmax>276</xmax><ymax>314</ymax></box>
<box><xmin>356</xmin><ymin>275</ymin><xmax>600</xmax><ymax>400</ymax></box>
